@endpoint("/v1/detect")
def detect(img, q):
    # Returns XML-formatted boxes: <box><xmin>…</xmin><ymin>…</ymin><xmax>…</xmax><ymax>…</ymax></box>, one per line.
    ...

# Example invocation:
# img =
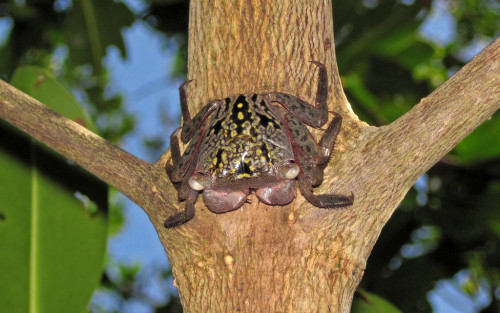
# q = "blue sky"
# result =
<box><xmin>104</xmin><ymin>21</ymin><xmax>180</xmax><ymax>266</ymax></box>
<box><xmin>98</xmin><ymin>20</ymin><xmax>182</xmax><ymax>312</ymax></box>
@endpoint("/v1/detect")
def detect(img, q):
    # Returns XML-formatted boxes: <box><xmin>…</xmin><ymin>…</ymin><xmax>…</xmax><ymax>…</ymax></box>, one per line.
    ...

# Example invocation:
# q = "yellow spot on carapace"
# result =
<box><xmin>237</xmin><ymin>102</ymin><xmax>243</xmax><ymax>108</ymax></box>
<box><xmin>256</xmin><ymin>149</ymin><xmax>262</xmax><ymax>155</ymax></box>
<box><xmin>237</xmin><ymin>112</ymin><xmax>244</xmax><ymax>120</ymax></box>
<box><xmin>237</xmin><ymin>173</ymin><xmax>252</xmax><ymax>178</ymax></box>
<box><xmin>231</xmin><ymin>130</ymin><xmax>237</xmax><ymax>137</ymax></box>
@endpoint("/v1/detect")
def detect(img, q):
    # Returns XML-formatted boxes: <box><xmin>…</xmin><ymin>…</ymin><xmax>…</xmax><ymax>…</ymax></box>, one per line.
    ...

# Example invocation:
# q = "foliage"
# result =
<box><xmin>352</xmin><ymin>289</ymin><xmax>403</xmax><ymax>313</ymax></box>
<box><xmin>90</xmin><ymin>261</ymin><xmax>182</xmax><ymax>313</ymax></box>
<box><xmin>0</xmin><ymin>0</ymin><xmax>135</xmax><ymax>142</ymax></box>
<box><xmin>0</xmin><ymin>0</ymin><xmax>499</xmax><ymax>312</ymax></box>
<box><xmin>0</xmin><ymin>66</ymin><xmax>108</xmax><ymax>313</ymax></box>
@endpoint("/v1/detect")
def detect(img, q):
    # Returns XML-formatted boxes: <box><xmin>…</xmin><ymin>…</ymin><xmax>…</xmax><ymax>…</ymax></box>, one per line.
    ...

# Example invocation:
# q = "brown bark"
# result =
<box><xmin>0</xmin><ymin>0</ymin><xmax>499</xmax><ymax>312</ymax></box>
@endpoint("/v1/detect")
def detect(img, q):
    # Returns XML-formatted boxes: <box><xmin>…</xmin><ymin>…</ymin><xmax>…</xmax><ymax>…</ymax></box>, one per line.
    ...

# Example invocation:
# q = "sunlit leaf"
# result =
<box><xmin>0</xmin><ymin>66</ymin><xmax>108</xmax><ymax>313</ymax></box>
<box><xmin>352</xmin><ymin>289</ymin><xmax>403</xmax><ymax>313</ymax></box>
<box><xmin>452</xmin><ymin>111</ymin><xmax>500</xmax><ymax>163</ymax></box>
<box><xmin>65</xmin><ymin>0</ymin><xmax>134</xmax><ymax>69</ymax></box>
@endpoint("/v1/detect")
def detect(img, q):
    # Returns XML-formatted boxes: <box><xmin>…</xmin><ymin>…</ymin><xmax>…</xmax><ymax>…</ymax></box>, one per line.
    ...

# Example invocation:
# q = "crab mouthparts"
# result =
<box><xmin>188</xmin><ymin>163</ymin><xmax>300</xmax><ymax>192</ymax></box>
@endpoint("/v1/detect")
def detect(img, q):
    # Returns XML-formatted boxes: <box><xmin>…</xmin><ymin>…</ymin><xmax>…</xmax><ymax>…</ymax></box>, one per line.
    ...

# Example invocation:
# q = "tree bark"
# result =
<box><xmin>0</xmin><ymin>0</ymin><xmax>499</xmax><ymax>312</ymax></box>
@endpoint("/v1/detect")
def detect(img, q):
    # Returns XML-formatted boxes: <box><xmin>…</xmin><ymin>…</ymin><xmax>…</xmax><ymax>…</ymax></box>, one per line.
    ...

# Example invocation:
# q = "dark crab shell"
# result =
<box><xmin>164</xmin><ymin>61</ymin><xmax>354</xmax><ymax>228</ymax></box>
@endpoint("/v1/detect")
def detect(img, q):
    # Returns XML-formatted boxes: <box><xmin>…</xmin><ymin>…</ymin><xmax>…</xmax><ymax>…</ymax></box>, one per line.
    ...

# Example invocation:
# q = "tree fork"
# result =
<box><xmin>0</xmin><ymin>0</ymin><xmax>499</xmax><ymax>312</ymax></box>
<box><xmin>165</xmin><ymin>1</ymin><xmax>499</xmax><ymax>311</ymax></box>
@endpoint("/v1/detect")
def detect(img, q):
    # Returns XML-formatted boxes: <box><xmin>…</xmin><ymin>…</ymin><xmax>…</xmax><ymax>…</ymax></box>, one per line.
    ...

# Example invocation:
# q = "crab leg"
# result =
<box><xmin>167</xmin><ymin>125</ymin><xmax>208</xmax><ymax>183</ymax></box>
<box><xmin>168</xmin><ymin>81</ymin><xmax>222</xmax><ymax>183</ymax></box>
<box><xmin>285</xmin><ymin>113</ymin><xmax>353</xmax><ymax>208</ymax></box>
<box><xmin>178</xmin><ymin>80</ymin><xmax>221</xmax><ymax>143</ymax></box>
<box><xmin>164</xmin><ymin>187</ymin><xmax>197</xmax><ymax>228</ymax></box>
<box><xmin>265</xmin><ymin>61</ymin><xmax>329</xmax><ymax>128</ymax></box>
<box><xmin>164</xmin><ymin>82</ymin><xmax>219</xmax><ymax>227</ymax></box>
<box><xmin>165</xmin><ymin>122</ymin><xmax>209</xmax><ymax>227</ymax></box>
<box><xmin>318</xmin><ymin>112</ymin><xmax>343</xmax><ymax>166</ymax></box>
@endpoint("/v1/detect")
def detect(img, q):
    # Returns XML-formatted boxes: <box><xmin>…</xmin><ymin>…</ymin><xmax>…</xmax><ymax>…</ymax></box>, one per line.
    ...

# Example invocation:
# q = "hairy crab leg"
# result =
<box><xmin>164</xmin><ymin>188</ymin><xmax>198</xmax><ymax>228</ymax></box>
<box><xmin>265</xmin><ymin>61</ymin><xmax>329</xmax><ymax>128</ymax></box>
<box><xmin>318</xmin><ymin>112</ymin><xmax>343</xmax><ymax>165</ymax></box>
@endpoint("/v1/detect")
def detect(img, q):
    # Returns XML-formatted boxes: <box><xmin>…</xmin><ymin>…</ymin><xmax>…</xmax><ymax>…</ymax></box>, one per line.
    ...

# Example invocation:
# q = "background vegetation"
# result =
<box><xmin>0</xmin><ymin>0</ymin><xmax>499</xmax><ymax>312</ymax></box>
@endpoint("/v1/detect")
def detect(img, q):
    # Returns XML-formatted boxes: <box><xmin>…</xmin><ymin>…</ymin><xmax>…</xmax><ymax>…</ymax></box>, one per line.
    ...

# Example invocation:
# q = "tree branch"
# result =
<box><xmin>0</xmin><ymin>81</ymin><xmax>176</xmax><ymax>222</ymax></box>
<box><xmin>388</xmin><ymin>37</ymin><xmax>500</xmax><ymax>180</ymax></box>
<box><xmin>316</xmin><ymin>37</ymin><xmax>500</xmax><ymax>266</ymax></box>
<box><xmin>346</xmin><ymin>37</ymin><xmax>500</xmax><ymax>204</ymax></box>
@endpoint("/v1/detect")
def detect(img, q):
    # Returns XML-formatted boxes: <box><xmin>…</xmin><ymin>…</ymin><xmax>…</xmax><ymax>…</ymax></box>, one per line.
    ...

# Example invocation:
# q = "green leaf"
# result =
<box><xmin>337</xmin><ymin>2</ymin><xmax>425</xmax><ymax>70</ymax></box>
<box><xmin>352</xmin><ymin>289</ymin><xmax>403</xmax><ymax>313</ymax></box>
<box><xmin>0</xmin><ymin>66</ymin><xmax>108</xmax><ymax>313</ymax></box>
<box><xmin>9</xmin><ymin>66</ymin><xmax>97</xmax><ymax>130</ymax></box>
<box><xmin>452</xmin><ymin>111</ymin><xmax>500</xmax><ymax>163</ymax></box>
<box><xmin>65</xmin><ymin>0</ymin><xmax>134</xmax><ymax>69</ymax></box>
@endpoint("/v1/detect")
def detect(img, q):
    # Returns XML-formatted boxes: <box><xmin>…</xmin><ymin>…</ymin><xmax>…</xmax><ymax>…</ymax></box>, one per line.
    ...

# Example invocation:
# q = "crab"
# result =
<box><xmin>165</xmin><ymin>61</ymin><xmax>354</xmax><ymax>228</ymax></box>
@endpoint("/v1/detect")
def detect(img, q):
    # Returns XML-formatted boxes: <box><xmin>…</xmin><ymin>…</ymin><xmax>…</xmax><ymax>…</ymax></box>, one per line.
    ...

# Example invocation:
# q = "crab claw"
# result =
<box><xmin>188</xmin><ymin>176</ymin><xmax>204</xmax><ymax>191</ymax></box>
<box><xmin>203</xmin><ymin>189</ymin><xmax>250</xmax><ymax>213</ymax></box>
<box><xmin>278</xmin><ymin>162</ymin><xmax>300</xmax><ymax>180</ymax></box>
<box><xmin>256</xmin><ymin>180</ymin><xmax>297</xmax><ymax>205</ymax></box>
<box><xmin>188</xmin><ymin>173</ymin><xmax>211</xmax><ymax>191</ymax></box>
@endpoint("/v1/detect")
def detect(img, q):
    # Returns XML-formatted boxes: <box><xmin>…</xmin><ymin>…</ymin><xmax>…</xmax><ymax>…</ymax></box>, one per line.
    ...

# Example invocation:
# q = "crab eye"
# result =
<box><xmin>188</xmin><ymin>176</ymin><xmax>205</xmax><ymax>191</ymax></box>
<box><xmin>279</xmin><ymin>163</ymin><xmax>300</xmax><ymax>179</ymax></box>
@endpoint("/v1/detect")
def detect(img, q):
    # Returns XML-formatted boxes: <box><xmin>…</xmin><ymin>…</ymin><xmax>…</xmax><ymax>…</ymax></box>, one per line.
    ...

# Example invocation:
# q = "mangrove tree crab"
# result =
<box><xmin>165</xmin><ymin>61</ymin><xmax>354</xmax><ymax>227</ymax></box>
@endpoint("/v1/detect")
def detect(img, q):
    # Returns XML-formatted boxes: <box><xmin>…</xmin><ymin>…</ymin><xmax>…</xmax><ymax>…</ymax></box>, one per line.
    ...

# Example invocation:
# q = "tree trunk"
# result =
<box><xmin>161</xmin><ymin>1</ymin><xmax>499</xmax><ymax>311</ymax></box>
<box><xmin>163</xmin><ymin>1</ymin><xmax>366</xmax><ymax>311</ymax></box>
<box><xmin>0</xmin><ymin>0</ymin><xmax>499</xmax><ymax>312</ymax></box>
